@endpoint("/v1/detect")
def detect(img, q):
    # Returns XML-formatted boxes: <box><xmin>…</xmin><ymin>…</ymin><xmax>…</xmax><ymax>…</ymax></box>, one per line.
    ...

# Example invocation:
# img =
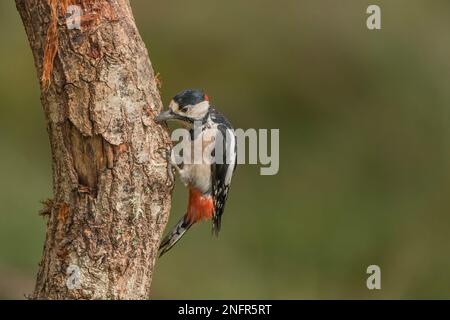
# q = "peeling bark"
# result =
<box><xmin>16</xmin><ymin>0</ymin><xmax>172</xmax><ymax>299</ymax></box>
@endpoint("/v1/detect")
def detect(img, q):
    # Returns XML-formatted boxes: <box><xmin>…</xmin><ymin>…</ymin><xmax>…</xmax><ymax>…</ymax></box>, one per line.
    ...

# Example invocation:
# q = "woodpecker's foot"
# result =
<box><xmin>166</xmin><ymin>149</ymin><xmax>175</xmax><ymax>187</ymax></box>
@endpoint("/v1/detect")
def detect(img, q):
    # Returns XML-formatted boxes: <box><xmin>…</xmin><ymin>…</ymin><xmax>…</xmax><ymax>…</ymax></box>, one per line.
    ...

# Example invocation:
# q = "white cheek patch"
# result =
<box><xmin>187</xmin><ymin>101</ymin><xmax>210</xmax><ymax>120</ymax></box>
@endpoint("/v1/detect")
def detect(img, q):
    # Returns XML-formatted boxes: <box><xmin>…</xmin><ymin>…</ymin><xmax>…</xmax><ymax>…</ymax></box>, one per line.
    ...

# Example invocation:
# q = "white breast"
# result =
<box><xmin>174</xmin><ymin>127</ymin><xmax>216</xmax><ymax>194</ymax></box>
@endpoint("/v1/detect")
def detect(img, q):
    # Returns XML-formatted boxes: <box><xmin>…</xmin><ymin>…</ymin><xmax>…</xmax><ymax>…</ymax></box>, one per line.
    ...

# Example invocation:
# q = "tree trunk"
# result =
<box><xmin>15</xmin><ymin>0</ymin><xmax>172</xmax><ymax>299</ymax></box>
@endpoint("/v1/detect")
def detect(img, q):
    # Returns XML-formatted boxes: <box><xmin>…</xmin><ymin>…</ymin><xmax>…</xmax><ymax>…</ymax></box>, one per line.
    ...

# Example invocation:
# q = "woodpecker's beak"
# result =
<box><xmin>155</xmin><ymin>110</ymin><xmax>175</xmax><ymax>123</ymax></box>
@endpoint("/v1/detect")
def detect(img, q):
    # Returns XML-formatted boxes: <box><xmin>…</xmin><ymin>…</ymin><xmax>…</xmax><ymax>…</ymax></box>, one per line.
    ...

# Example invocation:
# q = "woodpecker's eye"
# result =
<box><xmin>180</xmin><ymin>105</ymin><xmax>191</xmax><ymax>113</ymax></box>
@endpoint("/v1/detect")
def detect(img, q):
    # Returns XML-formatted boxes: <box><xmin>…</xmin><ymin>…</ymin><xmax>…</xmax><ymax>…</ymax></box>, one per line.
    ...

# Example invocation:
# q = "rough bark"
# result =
<box><xmin>16</xmin><ymin>0</ymin><xmax>172</xmax><ymax>299</ymax></box>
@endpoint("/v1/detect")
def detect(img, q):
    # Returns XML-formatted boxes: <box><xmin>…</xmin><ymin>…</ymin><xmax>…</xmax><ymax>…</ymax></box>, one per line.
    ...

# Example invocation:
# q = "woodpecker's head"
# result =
<box><xmin>155</xmin><ymin>89</ymin><xmax>210</xmax><ymax>125</ymax></box>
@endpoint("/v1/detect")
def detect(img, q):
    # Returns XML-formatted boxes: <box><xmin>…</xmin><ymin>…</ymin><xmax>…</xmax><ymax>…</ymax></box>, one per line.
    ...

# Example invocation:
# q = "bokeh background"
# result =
<box><xmin>1</xmin><ymin>0</ymin><xmax>450</xmax><ymax>299</ymax></box>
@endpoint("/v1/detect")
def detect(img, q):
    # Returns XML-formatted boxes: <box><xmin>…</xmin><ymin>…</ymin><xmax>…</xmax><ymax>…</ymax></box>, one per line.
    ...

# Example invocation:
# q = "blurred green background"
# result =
<box><xmin>1</xmin><ymin>0</ymin><xmax>450</xmax><ymax>299</ymax></box>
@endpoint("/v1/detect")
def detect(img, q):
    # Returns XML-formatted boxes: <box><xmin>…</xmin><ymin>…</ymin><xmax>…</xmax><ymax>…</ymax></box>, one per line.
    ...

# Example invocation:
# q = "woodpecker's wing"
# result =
<box><xmin>211</xmin><ymin>122</ymin><xmax>237</xmax><ymax>236</ymax></box>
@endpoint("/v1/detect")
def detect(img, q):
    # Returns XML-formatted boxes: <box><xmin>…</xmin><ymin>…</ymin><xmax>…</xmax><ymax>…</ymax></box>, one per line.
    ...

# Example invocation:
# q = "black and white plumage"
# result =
<box><xmin>209</xmin><ymin>110</ymin><xmax>237</xmax><ymax>235</ymax></box>
<box><xmin>155</xmin><ymin>89</ymin><xmax>237</xmax><ymax>256</ymax></box>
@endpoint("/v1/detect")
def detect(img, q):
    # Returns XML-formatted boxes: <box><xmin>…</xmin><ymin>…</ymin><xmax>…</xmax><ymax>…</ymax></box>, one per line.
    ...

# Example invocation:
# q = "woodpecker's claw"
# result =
<box><xmin>166</xmin><ymin>149</ymin><xmax>175</xmax><ymax>187</ymax></box>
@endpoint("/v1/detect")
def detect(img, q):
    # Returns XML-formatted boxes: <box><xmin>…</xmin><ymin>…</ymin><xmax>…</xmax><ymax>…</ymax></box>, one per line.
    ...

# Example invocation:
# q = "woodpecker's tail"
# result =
<box><xmin>159</xmin><ymin>216</ymin><xmax>193</xmax><ymax>257</ymax></box>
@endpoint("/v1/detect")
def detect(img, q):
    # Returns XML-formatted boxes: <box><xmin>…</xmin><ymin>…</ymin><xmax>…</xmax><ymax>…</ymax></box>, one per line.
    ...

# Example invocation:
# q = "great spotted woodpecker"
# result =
<box><xmin>155</xmin><ymin>89</ymin><xmax>237</xmax><ymax>256</ymax></box>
